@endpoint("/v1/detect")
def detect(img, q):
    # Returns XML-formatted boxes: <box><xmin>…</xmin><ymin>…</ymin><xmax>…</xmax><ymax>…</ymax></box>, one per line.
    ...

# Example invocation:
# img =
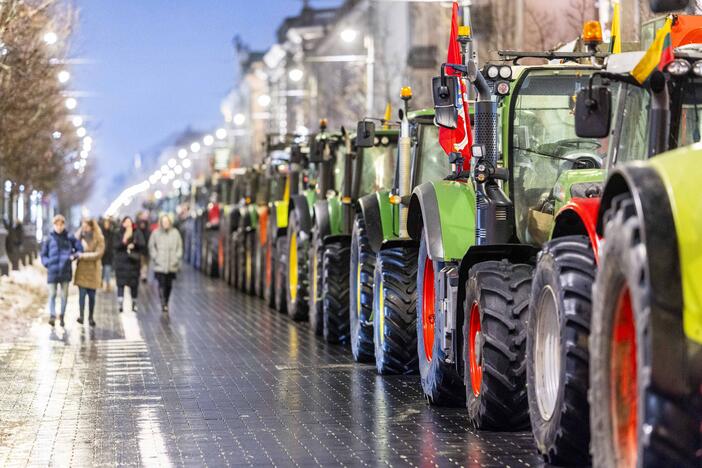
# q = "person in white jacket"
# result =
<box><xmin>148</xmin><ymin>214</ymin><xmax>183</xmax><ymax>312</ymax></box>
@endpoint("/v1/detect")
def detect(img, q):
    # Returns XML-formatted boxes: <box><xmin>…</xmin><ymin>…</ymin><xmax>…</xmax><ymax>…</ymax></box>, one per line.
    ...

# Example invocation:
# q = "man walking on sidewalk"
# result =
<box><xmin>41</xmin><ymin>214</ymin><xmax>82</xmax><ymax>327</ymax></box>
<box><xmin>148</xmin><ymin>214</ymin><xmax>182</xmax><ymax>313</ymax></box>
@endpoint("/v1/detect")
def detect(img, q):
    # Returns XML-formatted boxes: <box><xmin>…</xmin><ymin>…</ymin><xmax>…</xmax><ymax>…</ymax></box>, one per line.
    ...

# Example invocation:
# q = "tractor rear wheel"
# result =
<box><xmin>235</xmin><ymin>230</ymin><xmax>246</xmax><ymax>290</ymax></box>
<box><xmin>590</xmin><ymin>195</ymin><xmax>699</xmax><ymax>468</ymax></box>
<box><xmin>527</xmin><ymin>235</ymin><xmax>594</xmax><ymax>465</ymax></box>
<box><xmin>463</xmin><ymin>260</ymin><xmax>532</xmax><ymax>430</ymax></box>
<box><xmin>254</xmin><ymin>233</ymin><xmax>265</xmax><ymax>298</ymax></box>
<box><xmin>286</xmin><ymin>209</ymin><xmax>309</xmax><ymax>321</ymax></box>
<box><xmin>349</xmin><ymin>215</ymin><xmax>375</xmax><ymax>363</ymax></box>
<box><xmin>322</xmin><ymin>241</ymin><xmax>350</xmax><ymax>344</ymax></box>
<box><xmin>417</xmin><ymin>234</ymin><xmax>465</xmax><ymax>406</ymax></box>
<box><xmin>274</xmin><ymin>236</ymin><xmax>287</xmax><ymax>314</ymax></box>
<box><xmin>308</xmin><ymin>227</ymin><xmax>324</xmax><ymax>335</ymax></box>
<box><xmin>264</xmin><ymin>236</ymin><xmax>276</xmax><ymax>307</ymax></box>
<box><xmin>373</xmin><ymin>246</ymin><xmax>419</xmax><ymax>375</ymax></box>
<box><xmin>243</xmin><ymin>230</ymin><xmax>256</xmax><ymax>294</ymax></box>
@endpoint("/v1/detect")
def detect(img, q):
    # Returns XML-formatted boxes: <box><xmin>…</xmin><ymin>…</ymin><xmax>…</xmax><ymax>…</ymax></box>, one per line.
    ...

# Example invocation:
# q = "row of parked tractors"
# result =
<box><xmin>181</xmin><ymin>1</ymin><xmax>701</xmax><ymax>466</ymax></box>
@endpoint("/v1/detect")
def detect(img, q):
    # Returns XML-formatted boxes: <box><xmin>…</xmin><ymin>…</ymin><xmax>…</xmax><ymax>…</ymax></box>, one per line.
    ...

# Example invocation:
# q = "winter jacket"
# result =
<box><xmin>101</xmin><ymin>226</ymin><xmax>116</xmax><ymax>266</ymax></box>
<box><xmin>148</xmin><ymin>227</ymin><xmax>183</xmax><ymax>274</ymax></box>
<box><xmin>137</xmin><ymin>221</ymin><xmax>151</xmax><ymax>257</ymax></box>
<box><xmin>74</xmin><ymin>232</ymin><xmax>105</xmax><ymax>290</ymax></box>
<box><xmin>114</xmin><ymin>228</ymin><xmax>145</xmax><ymax>288</ymax></box>
<box><xmin>41</xmin><ymin>230</ymin><xmax>83</xmax><ymax>284</ymax></box>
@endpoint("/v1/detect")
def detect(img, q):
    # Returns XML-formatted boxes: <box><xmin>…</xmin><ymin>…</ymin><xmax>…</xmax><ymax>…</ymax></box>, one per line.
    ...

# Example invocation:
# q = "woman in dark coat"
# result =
<box><xmin>114</xmin><ymin>216</ymin><xmax>145</xmax><ymax>312</ymax></box>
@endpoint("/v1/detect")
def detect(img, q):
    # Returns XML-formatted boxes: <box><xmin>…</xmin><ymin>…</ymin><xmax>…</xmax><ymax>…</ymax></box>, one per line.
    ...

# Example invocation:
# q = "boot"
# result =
<box><xmin>48</xmin><ymin>317</ymin><xmax>55</xmax><ymax>326</ymax></box>
<box><xmin>60</xmin><ymin>315</ymin><xmax>65</xmax><ymax>327</ymax></box>
<box><xmin>118</xmin><ymin>297</ymin><xmax>123</xmax><ymax>312</ymax></box>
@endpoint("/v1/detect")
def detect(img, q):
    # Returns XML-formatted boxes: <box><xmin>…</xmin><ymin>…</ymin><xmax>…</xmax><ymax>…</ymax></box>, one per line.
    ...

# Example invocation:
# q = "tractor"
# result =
<box><xmin>411</xmin><ymin>23</ymin><xmax>610</xmax><ymax>420</ymax></box>
<box><xmin>526</xmin><ymin>7</ymin><xmax>702</xmax><ymax>465</ymax></box>
<box><xmin>230</xmin><ymin>167</ymin><xmax>264</xmax><ymax>293</ymax></box>
<box><xmin>353</xmin><ymin>88</ymin><xmax>458</xmax><ymax>374</ymax></box>
<box><xmin>306</xmin><ymin>123</ymin><xmax>399</xmax><ymax>343</ymax></box>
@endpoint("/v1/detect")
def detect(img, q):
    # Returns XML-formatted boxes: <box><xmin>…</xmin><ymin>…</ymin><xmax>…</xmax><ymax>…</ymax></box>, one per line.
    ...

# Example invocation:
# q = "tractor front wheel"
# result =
<box><xmin>463</xmin><ymin>260</ymin><xmax>532</xmax><ymax>430</ymax></box>
<box><xmin>322</xmin><ymin>241</ymin><xmax>350</xmax><ymax>344</ymax></box>
<box><xmin>274</xmin><ymin>236</ymin><xmax>287</xmax><ymax>314</ymax></box>
<box><xmin>373</xmin><ymin>246</ymin><xmax>419</xmax><ymax>375</ymax></box>
<box><xmin>417</xmin><ymin>234</ymin><xmax>465</xmax><ymax>406</ymax></box>
<box><xmin>526</xmin><ymin>235</ymin><xmax>594</xmax><ymax>465</ymax></box>
<box><xmin>286</xmin><ymin>209</ymin><xmax>309</xmax><ymax>321</ymax></box>
<box><xmin>590</xmin><ymin>195</ymin><xmax>699</xmax><ymax>468</ymax></box>
<box><xmin>349</xmin><ymin>215</ymin><xmax>375</xmax><ymax>362</ymax></box>
<box><xmin>308</xmin><ymin>227</ymin><xmax>324</xmax><ymax>335</ymax></box>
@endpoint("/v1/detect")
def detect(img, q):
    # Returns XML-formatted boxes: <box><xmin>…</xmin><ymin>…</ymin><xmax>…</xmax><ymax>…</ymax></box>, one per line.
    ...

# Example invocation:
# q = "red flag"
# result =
<box><xmin>438</xmin><ymin>1</ymin><xmax>473</xmax><ymax>169</ymax></box>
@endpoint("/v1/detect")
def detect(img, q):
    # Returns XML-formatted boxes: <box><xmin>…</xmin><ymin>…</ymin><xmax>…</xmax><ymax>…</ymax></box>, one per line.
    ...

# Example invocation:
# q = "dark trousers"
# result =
<box><xmin>155</xmin><ymin>272</ymin><xmax>176</xmax><ymax>305</ymax></box>
<box><xmin>117</xmin><ymin>283</ymin><xmax>139</xmax><ymax>300</ymax></box>
<box><xmin>79</xmin><ymin>287</ymin><xmax>96</xmax><ymax>320</ymax></box>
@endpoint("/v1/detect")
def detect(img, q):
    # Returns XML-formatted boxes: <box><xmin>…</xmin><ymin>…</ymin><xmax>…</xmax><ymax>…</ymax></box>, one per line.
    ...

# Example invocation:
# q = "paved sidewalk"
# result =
<box><xmin>0</xmin><ymin>267</ymin><xmax>541</xmax><ymax>467</ymax></box>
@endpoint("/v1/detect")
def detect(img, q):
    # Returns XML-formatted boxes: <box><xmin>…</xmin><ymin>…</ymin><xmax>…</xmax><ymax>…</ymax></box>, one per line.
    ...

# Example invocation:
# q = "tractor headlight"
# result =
<box><xmin>495</xmin><ymin>80</ymin><xmax>510</xmax><ymax>96</ymax></box>
<box><xmin>499</xmin><ymin>65</ymin><xmax>512</xmax><ymax>79</ymax></box>
<box><xmin>693</xmin><ymin>60</ymin><xmax>702</xmax><ymax>77</ymax></box>
<box><xmin>667</xmin><ymin>59</ymin><xmax>691</xmax><ymax>76</ymax></box>
<box><xmin>486</xmin><ymin>65</ymin><xmax>499</xmax><ymax>79</ymax></box>
<box><xmin>381</xmin><ymin>136</ymin><xmax>389</xmax><ymax>145</ymax></box>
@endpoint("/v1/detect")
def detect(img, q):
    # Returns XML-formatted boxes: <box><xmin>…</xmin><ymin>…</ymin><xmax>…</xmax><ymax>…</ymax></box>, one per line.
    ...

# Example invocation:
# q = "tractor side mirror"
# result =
<box><xmin>575</xmin><ymin>86</ymin><xmax>611</xmax><ymax>139</ymax></box>
<box><xmin>432</xmin><ymin>75</ymin><xmax>459</xmax><ymax>129</ymax></box>
<box><xmin>649</xmin><ymin>0</ymin><xmax>688</xmax><ymax>12</ymax></box>
<box><xmin>308</xmin><ymin>139</ymin><xmax>325</xmax><ymax>163</ymax></box>
<box><xmin>355</xmin><ymin>121</ymin><xmax>375</xmax><ymax>148</ymax></box>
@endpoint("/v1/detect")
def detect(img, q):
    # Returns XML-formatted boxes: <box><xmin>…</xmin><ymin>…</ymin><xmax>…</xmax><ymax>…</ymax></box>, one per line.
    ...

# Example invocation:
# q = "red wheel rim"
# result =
<box><xmin>265</xmin><ymin>243</ymin><xmax>272</xmax><ymax>285</ymax></box>
<box><xmin>468</xmin><ymin>302</ymin><xmax>483</xmax><ymax>397</ymax></box>
<box><xmin>422</xmin><ymin>257</ymin><xmax>435</xmax><ymax>361</ymax></box>
<box><xmin>610</xmin><ymin>285</ymin><xmax>638</xmax><ymax>468</ymax></box>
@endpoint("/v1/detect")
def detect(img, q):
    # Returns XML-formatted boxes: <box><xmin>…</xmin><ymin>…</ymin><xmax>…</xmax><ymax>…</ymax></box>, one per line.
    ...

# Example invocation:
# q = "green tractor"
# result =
<box><xmin>307</xmin><ymin>123</ymin><xmax>398</xmax><ymax>342</ymax></box>
<box><xmin>410</xmin><ymin>28</ymin><xmax>609</xmax><ymax>418</ymax></box>
<box><xmin>231</xmin><ymin>167</ymin><xmax>264</xmax><ymax>294</ymax></box>
<box><xmin>351</xmin><ymin>90</ymin><xmax>453</xmax><ymax>373</ymax></box>
<box><xmin>216</xmin><ymin>170</ymin><xmax>243</xmax><ymax>286</ymax></box>
<box><xmin>525</xmin><ymin>9</ymin><xmax>702</xmax><ymax>465</ymax></box>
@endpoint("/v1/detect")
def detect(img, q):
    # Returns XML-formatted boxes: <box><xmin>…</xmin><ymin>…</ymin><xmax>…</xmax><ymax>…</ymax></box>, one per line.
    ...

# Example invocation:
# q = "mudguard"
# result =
<box><xmin>597</xmin><ymin>150</ymin><xmax>700</xmax><ymax>392</ymax></box>
<box><xmin>257</xmin><ymin>206</ymin><xmax>269</xmax><ymax>247</ymax></box>
<box><xmin>552</xmin><ymin>197</ymin><xmax>602</xmax><ymax>260</ymax></box>
<box><xmin>289</xmin><ymin>194</ymin><xmax>312</xmax><ymax>233</ymax></box>
<box><xmin>246</xmin><ymin>204</ymin><xmax>258</xmax><ymax>231</ymax></box>
<box><xmin>408</xmin><ymin>180</ymin><xmax>476</xmax><ymax>263</ymax></box>
<box><xmin>313</xmin><ymin>200</ymin><xmax>331</xmax><ymax>239</ymax></box>
<box><xmin>273</xmin><ymin>200</ymin><xmax>288</xmax><ymax>230</ymax></box>
<box><xmin>358</xmin><ymin>191</ymin><xmax>396</xmax><ymax>254</ymax></box>
<box><xmin>326</xmin><ymin>197</ymin><xmax>343</xmax><ymax>237</ymax></box>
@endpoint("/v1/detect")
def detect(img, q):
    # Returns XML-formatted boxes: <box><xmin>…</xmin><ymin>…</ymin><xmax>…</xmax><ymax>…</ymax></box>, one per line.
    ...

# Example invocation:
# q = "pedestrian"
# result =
<box><xmin>114</xmin><ymin>216</ymin><xmax>145</xmax><ymax>312</ymax></box>
<box><xmin>40</xmin><ymin>214</ymin><xmax>82</xmax><ymax>327</ymax></box>
<box><xmin>148</xmin><ymin>214</ymin><xmax>183</xmax><ymax>313</ymax></box>
<box><xmin>100</xmin><ymin>217</ymin><xmax>116</xmax><ymax>291</ymax></box>
<box><xmin>137</xmin><ymin>216</ymin><xmax>151</xmax><ymax>283</ymax></box>
<box><xmin>74</xmin><ymin>218</ymin><xmax>105</xmax><ymax>326</ymax></box>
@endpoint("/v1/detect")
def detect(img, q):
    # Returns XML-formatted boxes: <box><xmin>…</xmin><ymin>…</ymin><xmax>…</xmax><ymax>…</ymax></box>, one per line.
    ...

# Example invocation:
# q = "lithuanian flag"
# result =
<box><xmin>631</xmin><ymin>16</ymin><xmax>674</xmax><ymax>84</ymax></box>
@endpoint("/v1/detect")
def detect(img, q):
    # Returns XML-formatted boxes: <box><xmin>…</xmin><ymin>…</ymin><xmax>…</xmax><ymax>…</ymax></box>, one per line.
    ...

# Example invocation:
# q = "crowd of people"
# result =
<box><xmin>39</xmin><ymin>212</ymin><xmax>183</xmax><ymax>327</ymax></box>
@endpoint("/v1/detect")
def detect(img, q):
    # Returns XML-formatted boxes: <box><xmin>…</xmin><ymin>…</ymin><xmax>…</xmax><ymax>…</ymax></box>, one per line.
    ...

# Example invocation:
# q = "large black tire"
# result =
<box><xmin>526</xmin><ymin>235</ymin><xmax>594</xmax><ymax>465</ymax></box>
<box><xmin>274</xmin><ymin>235</ymin><xmax>287</xmax><ymax>314</ymax></box>
<box><xmin>463</xmin><ymin>260</ymin><xmax>532</xmax><ymax>430</ymax></box>
<box><xmin>417</xmin><ymin>234</ymin><xmax>465</xmax><ymax>406</ymax></box>
<box><xmin>349</xmin><ymin>215</ymin><xmax>375</xmax><ymax>363</ymax></box>
<box><xmin>235</xmin><ymin>230</ymin><xmax>245</xmax><ymax>290</ymax></box>
<box><xmin>254</xmin><ymin>231</ymin><xmax>266</xmax><ymax>298</ymax></box>
<box><xmin>264</xmin><ymin>213</ymin><xmax>277</xmax><ymax>308</ymax></box>
<box><xmin>322</xmin><ymin>241</ymin><xmax>350</xmax><ymax>344</ymax></box>
<box><xmin>227</xmin><ymin>234</ymin><xmax>236</xmax><ymax>287</ymax></box>
<box><xmin>308</xmin><ymin>226</ymin><xmax>324</xmax><ymax>335</ymax></box>
<box><xmin>590</xmin><ymin>195</ymin><xmax>700</xmax><ymax>468</ymax></box>
<box><xmin>286</xmin><ymin>210</ymin><xmax>309</xmax><ymax>321</ymax></box>
<box><xmin>243</xmin><ymin>230</ymin><xmax>256</xmax><ymax>294</ymax></box>
<box><xmin>373</xmin><ymin>246</ymin><xmax>419</xmax><ymax>375</ymax></box>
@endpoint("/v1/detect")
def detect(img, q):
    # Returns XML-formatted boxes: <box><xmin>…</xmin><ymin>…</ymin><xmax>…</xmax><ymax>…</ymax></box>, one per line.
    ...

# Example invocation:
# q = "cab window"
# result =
<box><xmin>358</xmin><ymin>138</ymin><xmax>396</xmax><ymax>195</ymax></box>
<box><xmin>415</xmin><ymin>124</ymin><xmax>450</xmax><ymax>186</ymax></box>
<box><xmin>615</xmin><ymin>85</ymin><xmax>651</xmax><ymax>165</ymax></box>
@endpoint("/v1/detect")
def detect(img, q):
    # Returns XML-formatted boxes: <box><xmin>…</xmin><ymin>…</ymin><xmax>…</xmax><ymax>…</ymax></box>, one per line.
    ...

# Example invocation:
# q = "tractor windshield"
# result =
<box><xmin>672</xmin><ymin>79</ymin><xmax>702</xmax><ymax>148</ymax></box>
<box><xmin>358</xmin><ymin>138</ymin><xmax>397</xmax><ymax>195</ymax></box>
<box><xmin>332</xmin><ymin>143</ymin><xmax>349</xmax><ymax>192</ymax></box>
<box><xmin>415</xmin><ymin>124</ymin><xmax>450</xmax><ymax>186</ymax></box>
<box><xmin>511</xmin><ymin>69</ymin><xmax>608</xmax><ymax>244</ymax></box>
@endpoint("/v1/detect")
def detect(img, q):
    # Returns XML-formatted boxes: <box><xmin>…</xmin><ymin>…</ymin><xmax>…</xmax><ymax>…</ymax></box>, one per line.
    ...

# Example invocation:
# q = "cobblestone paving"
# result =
<box><xmin>0</xmin><ymin>267</ymin><xmax>542</xmax><ymax>467</ymax></box>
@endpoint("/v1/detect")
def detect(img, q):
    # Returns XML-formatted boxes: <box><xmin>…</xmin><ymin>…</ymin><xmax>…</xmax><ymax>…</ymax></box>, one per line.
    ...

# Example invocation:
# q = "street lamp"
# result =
<box><xmin>233</xmin><ymin>113</ymin><xmax>246</xmax><ymax>126</ymax></box>
<box><xmin>65</xmin><ymin>97</ymin><xmax>77</xmax><ymax>110</ymax></box>
<box><xmin>72</xmin><ymin>116</ymin><xmax>83</xmax><ymax>127</ymax></box>
<box><xmin>215</xmin><ymin>128</ymin><xmax>227</xmax><ymax>140</ymax></box>
<box><xmin>178</xmin><ymin>148</ymin><xmax>187</xmax><ymax>159</ymax></box>
<box><xmin>190</xmin><ymin>142</ymin><xmax>201</xmax><ymax>152</ymax></box>
<box><xmin>57</xmin><ymin>70</ymin><xmax>70</xmax><ymax>83</ymax></box>
<box><xmin>43</xmin><ymin>31</ymin><xmax>58</xmax><ymax>45</ymax></box>
<box><xmin>203</xmin><ymin>134</ymin><xmax>214</xmax><ymax>146</ymax></box>
<box><xmin>76</xmin><ymin>127</ymin><xmax>86</xmax><ymax>138</ymax></box>
<box><xmin>340</xmin><ymin>28</ymin><xmax>358</xmax><ymax>43</ymax></box>
<box><xmin>257</xmin><ymin>94</ymin><xmax>271</xmax><ymax>107</ymax></box>
<box><xmin>288</xmin><ymin>68</ymin><xmax>303</xmax><ymax>82</ymax></box>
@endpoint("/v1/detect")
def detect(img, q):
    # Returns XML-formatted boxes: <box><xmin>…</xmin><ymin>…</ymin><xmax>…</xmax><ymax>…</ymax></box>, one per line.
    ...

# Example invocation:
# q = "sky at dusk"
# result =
<box><xmin>71</xmin><ymin>0</ymin><xmax>341</xmax><ymax>212</ymax></box>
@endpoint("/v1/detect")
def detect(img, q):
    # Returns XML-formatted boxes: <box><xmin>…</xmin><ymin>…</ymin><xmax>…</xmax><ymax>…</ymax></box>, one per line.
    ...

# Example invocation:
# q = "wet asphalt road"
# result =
<box><xmin>0</xmin><ymin>266</ymin><xmax>542</xmax><ymax>467</ymax></box>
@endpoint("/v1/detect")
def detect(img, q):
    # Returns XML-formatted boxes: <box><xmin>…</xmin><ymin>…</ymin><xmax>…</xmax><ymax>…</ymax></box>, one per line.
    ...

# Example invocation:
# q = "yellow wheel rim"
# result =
<box><xmin>378</xmin><ymin>277</ymin><xmax>385</xmax><ymax>345</ymax></box>
<box><xmin>312</xmin><ymin>248</ymin><xmax>318</xmax><ymax>305</ymax></box>
<box><xmin>288</xmin><ymin>234</ymin><xmax>298</xmax><ymax>302</ymax></box>
<box><xmin>356</xmin><ymin>261</ymin><xmax>362</xmax><ymax>318</ymax></box>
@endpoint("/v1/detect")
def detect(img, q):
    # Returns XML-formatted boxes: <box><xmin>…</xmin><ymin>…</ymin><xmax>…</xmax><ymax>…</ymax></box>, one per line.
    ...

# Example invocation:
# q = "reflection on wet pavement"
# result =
<box><xmin>0</xmin><ymin>267</ymin><xmax>542</xmax><ymax>466</ymax></box>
